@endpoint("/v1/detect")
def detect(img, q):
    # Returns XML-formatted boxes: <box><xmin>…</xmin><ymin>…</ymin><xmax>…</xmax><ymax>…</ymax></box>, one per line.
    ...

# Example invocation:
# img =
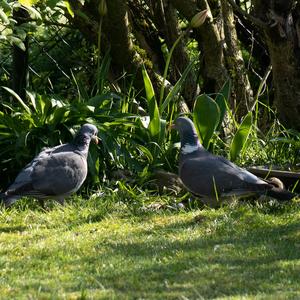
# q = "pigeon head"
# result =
<box><xmin>173</xmin><ymin>117</ymin><xmax>202</xmax><ymax>154</ymax></box>
<box><xmin>73</xmin><ymin>124</ymin><xmax>99</xmax><ymax>149</ymax></box>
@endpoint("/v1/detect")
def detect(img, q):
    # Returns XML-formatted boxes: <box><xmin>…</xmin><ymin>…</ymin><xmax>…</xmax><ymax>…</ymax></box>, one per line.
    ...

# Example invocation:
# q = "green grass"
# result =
<box><xmin>0</xmin><ymin>196</ymin><xmax>300</xmax><ymax>299</ymax></box>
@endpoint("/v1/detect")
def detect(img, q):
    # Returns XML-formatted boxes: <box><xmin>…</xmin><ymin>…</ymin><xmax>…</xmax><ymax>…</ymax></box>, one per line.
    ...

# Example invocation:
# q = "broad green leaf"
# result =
<box><xmin>23</xmin><ymin>5</ymin><xmax>42</xmax><ymax>19</ymax></box>
<box><xmin>142</xmin><ymin>66</ymin><xmax>160</xmax><ymax>140</ymax></box>
<box><xmin>97</xmin><ymin>49</ymin><xmax>111</xmax><ymax>93</ymax></box>
<box><xmin>88</xmin><ymin>96</ymin><xmax>108</xmax><ymax>109</ymax></box>
<box><xmin>15</xmin><ymin>28</ymin><xmax>27</xmax><ymax>40</ymax></box>
<box><xmin>40</xmin><ymin>97</ymin><xmax>52</xmax><ymax>122</ymax></box>
<box><xmin>230</xmin><ymin>112</ymin><xmax>253</xmax><ymax>162</ymax></box>
<box><xmin>18</xmin><ymin>0</ymin><xmax>39</xmax><ymax>7</ymax></box>
<box><xmin>35</xmin><ymin>94</ymin><xmax>46</xmax><ymax>115</ymax></box>
<box><xmin>50</xmin><ymin>107</ymin><xmax>68</xmax><ymax>126</ymax></box>
<box><xmin>215</xmin><ymin>80</ymin><xmax>231</xmax><ymax>130</ymax></box>
<box><xmin>7</xmin><ymin>35</ymin><xmax>26</xmax><ymax>51</ymax></box>
<box><xmin>0</xmin><ymin>8</ymin><xmax>9</xmax><ymax>24</ymax></box>
<box><xmin>47</xmin><ymin>0</ymin><xmax>61</xmax><ymax>8</ymax></box>
<box><xmin>193</xmin><ymin>94</ymin><xmax>220</xmax><ymax>148</ymax></box>
<box><xmin>64</xmin><ymin>1</ymin><xmax>74</xmax><ymax>18</ymax></box>
<box><xmin>160</xmin><ymin>59</ymin><xmax>196</xmax><ymax>114</ymax></box>
<box><xmin>26</xmin><ymin>90</ymin><xmax>37</xmax><ymax>112</ymax></box>
<box><xmin>142</xmin><ymin>66</ymin><xmax>155</xmax><ymax>102</ymax></box>
<box><xmin>2</xmin><ymin>86</ymin><xmax>31</xmax><ymax>114</ymax></box>
<box><xmin>0</xmin><ymin>1</ymin><xmax>12</xmax><ymax>13</ymax></box>
<box><xmin>139</xmin><ymin>165</ymin><xmax>149</xmax><ymax>179</ymax></box>
<box><xmin>136</xmin><ymin>145</ymin><xmax>153</xmax><ymax>163</ymax></box>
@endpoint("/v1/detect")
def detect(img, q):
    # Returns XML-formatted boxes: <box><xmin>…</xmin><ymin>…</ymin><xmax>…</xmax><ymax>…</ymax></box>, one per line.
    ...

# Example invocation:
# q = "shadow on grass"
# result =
<box><xmin>0</xmin><ymin>225</ymin><xmax>28</xmax><ymax>233</ymax></box>
<box><xmin>67</xmin><ymin>216</ymin><xmax>300</xmax><ymax>299</ymax></box>
<box><xmin>2</xmin><ymin>203</ymin><xmax>300</xmax><ymax>299</ymax></box>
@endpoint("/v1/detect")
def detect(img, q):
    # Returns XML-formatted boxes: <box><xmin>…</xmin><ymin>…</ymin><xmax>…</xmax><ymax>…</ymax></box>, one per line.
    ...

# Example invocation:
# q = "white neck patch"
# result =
<box><xmin>181</xmin><ymin>143</ymin><xmax>199</xmax><ymax>154</ymax></box>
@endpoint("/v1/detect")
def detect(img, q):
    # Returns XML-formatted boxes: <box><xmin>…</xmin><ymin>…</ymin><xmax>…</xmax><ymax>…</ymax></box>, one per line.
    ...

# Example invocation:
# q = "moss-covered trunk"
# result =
<box><xmin>171</xmin><ymin>0</ymin><xmax>228</xmax><ymax>94</ymax></box>
<box><xmin>221</xmin><ymin>0</ymin><xmax>254</xmax><ymax>118</ymax></box>
<box><xmin>252</xmin><ymin>0</ymin><xmax>300</xmax><ymax>130</ymax></box>
<box><xmin>266</xmin><ymin>36</ymin><xmax>300</xmax><ymax>129</ymax></box>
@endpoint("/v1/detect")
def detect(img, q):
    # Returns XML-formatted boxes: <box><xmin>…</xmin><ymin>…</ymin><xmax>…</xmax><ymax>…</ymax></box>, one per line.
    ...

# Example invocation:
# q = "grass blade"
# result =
<box><xmin>2</xmin><ymin>86</ymin><xmax>31</xmax><ymax>114</ymax></box>
<box><xmin>160</xmin><ymin>59</ymin><xmax>196</xmax><ymax>114</ymax></box>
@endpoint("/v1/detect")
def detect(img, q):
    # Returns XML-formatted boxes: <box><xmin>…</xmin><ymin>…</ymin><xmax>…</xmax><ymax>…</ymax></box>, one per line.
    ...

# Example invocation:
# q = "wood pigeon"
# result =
<box><xmin>173</xmin><ymin>117</ymin><xmax>296</xmax><ymax>207</ymax></box>
<box><xmin>1</xmin><ymin>124</ymin><xmax>99</xmax><ymax>207</ymax></box>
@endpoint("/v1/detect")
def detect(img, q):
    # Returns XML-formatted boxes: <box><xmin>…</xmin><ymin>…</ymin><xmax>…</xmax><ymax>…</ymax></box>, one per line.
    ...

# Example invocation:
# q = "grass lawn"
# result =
<box><xmin>0</xmin><ymin>196</ymin><xmax>300</xmax><ymax>299</ymax></box>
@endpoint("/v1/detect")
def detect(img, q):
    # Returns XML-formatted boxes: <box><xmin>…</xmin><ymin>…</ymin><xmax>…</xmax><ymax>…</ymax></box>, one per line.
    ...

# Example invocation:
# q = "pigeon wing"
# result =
<box><xmin>6</xmin><ymin>145</ymin><xmax>87</xmax><ymax>198</ymax></box>
<box><xmin>6</xmin><ymin>145</ymin><xmax>63</xmax><ymax>193</ymax></box>
<box><xmin>180</xmin><ymin>155</ymin><xmax>269</xmax><ymax>198</ymax></box>
<box><xmin>31</xmin><ymin>151</ymin><xmax>88</xmax><ymax>196</ymax></box>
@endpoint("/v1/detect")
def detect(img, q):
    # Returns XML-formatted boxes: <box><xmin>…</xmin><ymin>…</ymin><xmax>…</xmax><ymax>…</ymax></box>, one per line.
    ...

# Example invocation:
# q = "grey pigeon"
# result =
<box><xmin>1</xmin><ymin>124</ymin><xmax>99</xmax><ymax>207</ymax></box>
<box><xmin>173</xmin><ymin>117</ymin><xmax>296</xmax><ymax>207</ymax></box>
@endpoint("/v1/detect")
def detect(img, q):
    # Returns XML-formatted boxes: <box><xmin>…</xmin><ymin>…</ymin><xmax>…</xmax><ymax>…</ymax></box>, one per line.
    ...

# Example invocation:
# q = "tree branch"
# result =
<box><xmin>227</xmin><ymin>0</ymin><xmax>268</xmax><ymax>28</ymax></box>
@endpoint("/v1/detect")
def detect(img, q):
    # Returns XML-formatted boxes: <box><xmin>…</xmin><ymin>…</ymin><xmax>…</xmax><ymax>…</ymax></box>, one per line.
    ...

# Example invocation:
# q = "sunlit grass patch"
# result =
<box><xmin>0</xmin><ymin>196</ymin><xmax>299</xmax><ymax>299</ymax></box>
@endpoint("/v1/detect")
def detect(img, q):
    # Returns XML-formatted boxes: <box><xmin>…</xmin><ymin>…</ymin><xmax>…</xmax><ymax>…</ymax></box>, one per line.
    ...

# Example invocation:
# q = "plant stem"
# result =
<box><xmin>96</xmin><ymin>17</ymin><xmax>103</xmax><ymax>94</ymax></box>
<box><xmin>159</xmin><ymin>29</ymin><xmax>189</xmax><ymax>107</ymax></box>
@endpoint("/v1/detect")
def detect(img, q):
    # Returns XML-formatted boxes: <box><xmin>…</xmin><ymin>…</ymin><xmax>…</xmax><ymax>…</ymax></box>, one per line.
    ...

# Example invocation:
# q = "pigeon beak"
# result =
<box><xmin>92</xmin><ymin>135</ymin><xmax>99</xmax><ymax>144</ymax></box>
<box><xmin>167</xmin><ymin>123</ymin><xmax>176</xmax><ymax>131</ymax></box>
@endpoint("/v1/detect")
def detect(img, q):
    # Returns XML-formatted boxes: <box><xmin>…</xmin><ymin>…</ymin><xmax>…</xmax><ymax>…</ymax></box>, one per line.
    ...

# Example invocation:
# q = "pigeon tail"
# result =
<box><xmin>265</xmin><ymin>187</ymin><xmax>296</xmax><ymax>201</ymax></box>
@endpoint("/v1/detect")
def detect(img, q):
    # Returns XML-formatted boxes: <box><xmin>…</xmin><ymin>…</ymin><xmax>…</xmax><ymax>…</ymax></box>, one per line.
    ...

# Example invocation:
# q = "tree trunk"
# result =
<box><xmin>66</xmin><ymin>0</ymin><xmax>299</xmax><ymax>129</ymax></box>
<box><xmin>150</xmin><ymin>0</ymin><xmax>198</xmax><ymax>107</ymax></box>
<box><xmin>264</xmin><ymin>7</ymin><xmax>300</xmax><ymax>129</ymax></box>
<box><xmin>250</xmin><ymin>0</ymin><xmax>300</xmax><ymax>129</ymax></box>
<box><xmin>12</xmin><ymin>7</ymin><xmax>29</xmax><ymax>100</ymax></box>
<box><xmin>68</xmin><ymin>0</ymin><xmax>149</xmax><ymax>93</ymax></box>
<box><xmin>171</xmin><ymin>0</ymin><xmax>228</xmax><ymax>95</ymax></box>
<box><xmin>221</xmin><ymin>0</ymin><xmax>254</xmax><ymax>118</ymax></box>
